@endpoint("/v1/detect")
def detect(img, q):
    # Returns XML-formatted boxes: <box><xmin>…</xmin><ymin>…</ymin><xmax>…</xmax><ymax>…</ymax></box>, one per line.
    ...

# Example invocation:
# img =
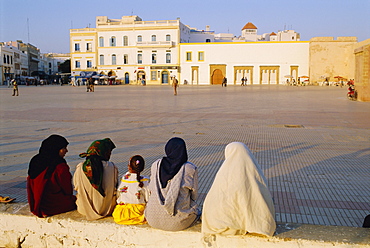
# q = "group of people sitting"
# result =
<box><xmin>27</xmin><ymin>134</ymin><xmax>276</xmax><ymax>238</ymax></box>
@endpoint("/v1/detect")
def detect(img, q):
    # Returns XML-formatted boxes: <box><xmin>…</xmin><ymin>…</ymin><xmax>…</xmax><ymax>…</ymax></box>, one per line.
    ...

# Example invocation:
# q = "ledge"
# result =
<box><xmin>1</xmin><ymin>203</ymin><xmax>369</xmax><ymax>248</ymax></box>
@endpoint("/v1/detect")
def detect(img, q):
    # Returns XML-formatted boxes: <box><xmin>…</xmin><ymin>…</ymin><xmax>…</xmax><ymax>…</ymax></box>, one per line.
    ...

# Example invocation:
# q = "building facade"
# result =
<box><xmin>70</xmin><ymin>15</ymin><xmax>197</xmax><ymax>84</ymax></box>
<box><xmin>0</xmin><ymin>41</ymin><xmax>28</xmax><ymax>85</ymax></box>
<box><xmin>179</xmin><ymin>41</ymin><xmax>309</xmax><ymax>85</ymax></box>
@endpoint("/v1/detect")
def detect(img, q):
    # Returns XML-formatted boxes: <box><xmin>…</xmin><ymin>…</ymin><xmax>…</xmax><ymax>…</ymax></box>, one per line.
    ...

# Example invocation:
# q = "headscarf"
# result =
<box><xmin>79</xmin><ymin>138</ymin><xmax>116</xmax><ymax>196</ymax></box>
<box><xmin>159</xmin><ymin>137</ymin><xmax>188</xmax><ymax>188</ymax></box>
<box><xmin>28</xmin><ymin>134</ymin><xmax>69</xmax><ymax>179</ymax></box>
<box><xmin>202</xmin><ymin>142</ymin><xmax>276</xmax><ymax>237</ymax></box>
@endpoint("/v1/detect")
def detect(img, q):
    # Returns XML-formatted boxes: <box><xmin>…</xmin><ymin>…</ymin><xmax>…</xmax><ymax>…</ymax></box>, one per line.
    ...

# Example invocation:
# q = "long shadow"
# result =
<box><xmin>268</xmin><ymin>147</ymin><xmax>370</xmax><ymax>227</ymax></box>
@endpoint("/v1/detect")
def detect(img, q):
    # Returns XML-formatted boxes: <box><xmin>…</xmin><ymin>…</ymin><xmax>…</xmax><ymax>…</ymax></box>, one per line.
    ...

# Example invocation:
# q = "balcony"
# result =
<box><xmin>136</xmin><ymin>41</ymin><xmax>175</xmax><ymax>48</ymax></box>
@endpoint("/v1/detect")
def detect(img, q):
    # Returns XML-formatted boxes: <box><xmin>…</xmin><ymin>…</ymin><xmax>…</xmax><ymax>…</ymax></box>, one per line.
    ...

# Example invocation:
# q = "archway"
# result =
<box><xmin>161</xmin><ymin>71</ymin><xmax>169</xmax><ymax>84</ymax></box>
<box><xmin>211</xmin><ymin>69</ymin><xmax>223</xmax><ymax>85</ymax></box>
<box><xmin>137</xmin><ymin>70</ymin><xmax>145</xmax><ymax>84</ymax></box>
<box><xmin>125</xmin><ymin>72</ymin><xmax>129</xmax><ymax>84</ymax></box>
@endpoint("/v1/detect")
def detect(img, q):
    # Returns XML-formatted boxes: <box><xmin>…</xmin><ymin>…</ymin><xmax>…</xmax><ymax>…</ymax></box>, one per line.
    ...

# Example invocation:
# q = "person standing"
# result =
<box><xmin>172</xmin><ymin>76</ymin><xmax>179</xmax><ymax>95</ymax></box>
<box><xmin>241</xmin><ymin>77</ymin><xmax>245</xmax><ymax>86</ymax></box>
<box><xmin>12</xmin><ymin>79</ymin><xmax>19</xmax><ymax>96</ymax></box>
<box><xmin>89</xmin><ymin>78</ymin><xmax>95</xmax><ymax>92</ymax></box>
<box><xmin>222</xmin><ymin>77</ymin><xmax>227</xmax><ymax>87</ymax></box>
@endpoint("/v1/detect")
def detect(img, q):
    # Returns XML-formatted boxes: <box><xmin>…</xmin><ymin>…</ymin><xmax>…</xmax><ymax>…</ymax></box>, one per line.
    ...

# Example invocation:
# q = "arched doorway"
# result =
<box><xmin>211</xmin><ymin>69</ymin><xmax>223</xmax><ymax>85</ymax></box>
<box><xmin>125</xmin><ymin>72</ymin><xmax>129</xmax><ymax>84</ymax></box>
<box><xmin>137</xmin><ymin>70</ymin><xmax>145</xmax><ymax>84</ymax></box>
<box><xmin>161</xmin><ymin>71</ymin><xmax>169</xmax><ymax>84</ymax></box>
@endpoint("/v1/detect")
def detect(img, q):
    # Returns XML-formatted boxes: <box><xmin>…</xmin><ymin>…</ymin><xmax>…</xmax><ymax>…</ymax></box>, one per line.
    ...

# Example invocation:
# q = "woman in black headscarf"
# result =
<box><xmin>145</xmin><ymin>137</ymin><xmax>200</xmax><ymax>231</ymax></box>
<box><xmin>27</xmin><ymin>134</ymin><xmax>76</xmax><ymax>217</ymax></box>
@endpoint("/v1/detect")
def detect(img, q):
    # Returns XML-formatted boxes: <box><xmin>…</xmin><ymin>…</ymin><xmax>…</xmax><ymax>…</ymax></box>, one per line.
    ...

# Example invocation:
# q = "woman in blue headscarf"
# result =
<box><xmin>145</xmin><ymin>137</ymin><xmax>200</xmax><ymax>231</ymax></box>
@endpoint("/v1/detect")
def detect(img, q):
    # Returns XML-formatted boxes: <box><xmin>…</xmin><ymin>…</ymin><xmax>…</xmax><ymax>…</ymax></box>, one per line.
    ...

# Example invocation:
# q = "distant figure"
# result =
<box><xmin>202</xmin><ymin>142</ymin><xmax>276</xmax><ymax>239</ymax></box>
<box><xmin>172</xmin><ymin>76</ymin><xmax>179</xmax><ymax>95</ymax></box>
<box><xmin>73</xmin><ymin>138</ymin><xmax>118</xmax><ymax>220</ymax></box>
<box><xmin>113</xmin><ymin>155</ymin><xmax>150</xmax><ymax>225</ymax></box>
<box><xmin>241</xmin><ymin>77</ymin><xmax>245</xmax><ymax>86</ymax></box>
<box><xmin>27</xmin><ymin>134</ymin><xmax>76</xmax><ymax>217</ymax></box>
<box><xmin>244</xmin><ymin>77</ymin><xmax>248</xmax><ymax>86</ymax></box>
<box><xmin>222</xmin><ymin>77</ymin><xmax>227</xmax><ymax>87</ymax></box>
<box><xmin>12</xmin><ymin>79</ymin><xmax>19</xmax><ymax>96</ymax></box>
<box><xmin>145</xmin><ymin>137</ymin><xmax>200</xmax><ymax>231</ymax></box>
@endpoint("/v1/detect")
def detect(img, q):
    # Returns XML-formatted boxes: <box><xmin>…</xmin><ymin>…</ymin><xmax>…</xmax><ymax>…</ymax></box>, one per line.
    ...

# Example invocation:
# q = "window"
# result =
<box><xmin>186</xmin><ymin>52</ymin><xmax>192</xmax><ymax>61</ymax></box>
<box><xmin>99</xmin><ymin>37</ymin><xmax>104</xmax><ymax>47</ymax></box>
<box><xmin>112</xmin><ymin>54</ymin><xmax>116</xmax><ymax>65</ymax></box>
<box><xmin>99</xmin><ymin>55</ymin><xmax>104</xmax><ymax>65</ymax></box>
<box><xmin>110</xmin><ymin>36</ymin><xmax>116</xmax><ymax>46</ymax></box>
<box><xmin>152</xmin><ymin>53</ymin><xmax>157</xmax><ymax>64</ymax></box>
<box><xmin>86</xmin><ymin>43</ymin><xmax>92</xmax><ymax>51</ymax></box>
<box><xmin>166</xmin><ymin>53</ymin><xmax>171</xmax><ymax>63</ymax></box>
<box><xmin>137</xmin><ymin>54</ymin><xmax>142</xmax><ymax>64</ymax></box>
<box><xmin>151</xmin><ymin>35</ymin><xmax>156</xmax><ymax>42</ymax></box>
<box><xmin>166</xmin><ymin>34</ymin><xmax>171</xmax><ymax>41</ymax></box>
<box><xmin>198</xmin><ymin>51</ymin><xmax>204</xmax><ymax>61</ymax></box>
<box><xmin>123</xmin><ymin>54</ymin><xmax>128</xmax><ymax>64</ymax></box>
<box><xmin>74</xmin><ymin>43</ymin><xmax>80</xmax><ymax>51</ymax></box>
<box><xmin>87</xmin><ymin>60</ymin><xmax>92</xmax><ymax>68</ymax></box>
<box><xmin>123</xmin><ymin>36</ymin><xmax>128</xmax><ymax>46</ymax></box>
<box><xmin>137</xmin><ymin>35</ymin><xmax>142</xmax><ymax>42</ymax></box>
<box><xmin>151</xmin><ymin>71</ymin><xmax>157</xmax><ymax>81</ymax></box>
<box><xmin>3</xmin><ymin>55</ymin><xmax>6</xmax><ymax>64</ymax></box>
<box><xmin>75</xmin><ymin>60</ymin><xmax>80</xmax><ymax>68</ymax></box>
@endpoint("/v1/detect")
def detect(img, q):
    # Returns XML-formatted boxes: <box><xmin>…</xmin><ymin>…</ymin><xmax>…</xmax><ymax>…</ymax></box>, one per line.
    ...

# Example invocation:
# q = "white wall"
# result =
<box><xmin>180</xmin><ymin>41</ymin><xmax>309</xmax><ymax>85</ymax></box>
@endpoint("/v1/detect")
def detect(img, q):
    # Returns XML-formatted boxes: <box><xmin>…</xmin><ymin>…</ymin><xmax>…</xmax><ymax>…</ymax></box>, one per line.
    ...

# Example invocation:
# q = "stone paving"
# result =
<box><xmin>0</xmin><ymin>84</ymin><xmax>369</xmax><ymax>228</ymax></box>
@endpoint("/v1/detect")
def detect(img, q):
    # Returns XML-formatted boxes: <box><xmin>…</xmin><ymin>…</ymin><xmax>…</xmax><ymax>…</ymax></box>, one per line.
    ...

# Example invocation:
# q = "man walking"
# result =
<box><xmin>12</xmin><ymin>79</ymin><xmax>19</xmax><ymax>96</ymax></box>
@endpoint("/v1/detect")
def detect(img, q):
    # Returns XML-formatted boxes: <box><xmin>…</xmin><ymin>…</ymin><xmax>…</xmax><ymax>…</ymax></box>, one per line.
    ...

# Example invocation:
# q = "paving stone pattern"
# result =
<box><xmin>0</xmin><ymin>84</ymin><xmax>369</xmax><ymax>227</ymax></box>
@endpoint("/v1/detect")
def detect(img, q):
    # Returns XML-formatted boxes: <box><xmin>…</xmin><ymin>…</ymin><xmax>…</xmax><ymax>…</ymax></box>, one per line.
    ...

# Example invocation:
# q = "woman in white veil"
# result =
<box><xmin>202</xmin><ymin>142</ymin><xmax>276</xmax><ymax>237</ymax></box>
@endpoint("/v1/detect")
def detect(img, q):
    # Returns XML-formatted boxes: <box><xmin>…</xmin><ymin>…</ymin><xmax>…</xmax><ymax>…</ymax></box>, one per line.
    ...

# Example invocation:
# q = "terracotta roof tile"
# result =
<box><xmin>242</xmin><ymin>22</ymin><xmax>257</xmax><ymax>30</ymax></box>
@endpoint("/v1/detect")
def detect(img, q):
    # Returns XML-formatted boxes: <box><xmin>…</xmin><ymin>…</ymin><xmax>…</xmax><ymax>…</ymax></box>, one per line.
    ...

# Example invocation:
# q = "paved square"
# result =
<box><xmin>0</xmin><ymin>84</ymin><xmax>369</xmax><ymax>227</ymax></box>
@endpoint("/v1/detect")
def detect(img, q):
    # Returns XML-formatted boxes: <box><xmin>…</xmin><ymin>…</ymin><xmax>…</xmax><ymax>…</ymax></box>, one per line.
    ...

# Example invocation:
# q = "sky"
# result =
<box><xmin>1</xmin><ymin>0</ymin><xmax>369</xmax><ymax>54</ymax></box>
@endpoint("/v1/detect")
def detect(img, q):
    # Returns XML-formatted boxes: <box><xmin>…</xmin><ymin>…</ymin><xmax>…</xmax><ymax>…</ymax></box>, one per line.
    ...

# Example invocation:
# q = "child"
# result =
<box><xmin>112</xmin><ymin>155</ymin><xmax>149</xmax><ymax>225</ymax></box>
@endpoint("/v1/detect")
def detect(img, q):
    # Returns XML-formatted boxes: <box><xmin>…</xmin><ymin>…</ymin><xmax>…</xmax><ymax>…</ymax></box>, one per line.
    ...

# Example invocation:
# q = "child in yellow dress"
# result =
<box><xmin>112</xmin><ymin>155</ymin><xmax>149</xmax><ymax>225</ymax></box>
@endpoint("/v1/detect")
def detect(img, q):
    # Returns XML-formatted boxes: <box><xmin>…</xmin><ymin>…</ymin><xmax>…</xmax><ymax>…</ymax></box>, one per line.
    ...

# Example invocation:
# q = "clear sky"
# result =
<box><xmin>1</xmin><ymin>0</ymin><xmax>369</xmax><ymax>54</ymax></box>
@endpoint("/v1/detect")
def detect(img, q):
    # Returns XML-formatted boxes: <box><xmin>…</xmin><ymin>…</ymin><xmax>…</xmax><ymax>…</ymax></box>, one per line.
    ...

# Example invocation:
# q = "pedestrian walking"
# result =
<box><xmin>222</xmin><ymin>77</ymin><xmax>227</xmax><ymax>87</ymax></box>
<box><xmin>241</xmin><ymin>77</ymin><xmax>245</xmax><ymax>86</ymax></box>
<box><xmin>12</xmin><ymin>79</ymin><xmax>19</xmax><ymax>96</ymax></box>
<box><xmin>173</xmin><ymin>76</ymin><xmax>179</xmax><ymax>95</ymax></box>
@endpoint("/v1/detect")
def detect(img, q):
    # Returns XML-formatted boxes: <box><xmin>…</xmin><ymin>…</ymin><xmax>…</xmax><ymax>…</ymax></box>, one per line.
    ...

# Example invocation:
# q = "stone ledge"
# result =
<box><xmin>1</xmin><ymin>203</ymin><xmax>369</xmax><ymax>248</ymax></box>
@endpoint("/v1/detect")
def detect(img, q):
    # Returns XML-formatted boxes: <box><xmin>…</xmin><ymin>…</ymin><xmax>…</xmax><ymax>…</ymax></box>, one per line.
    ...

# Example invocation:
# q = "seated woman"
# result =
<box><xmin>27</xmin><ymin>134</ymin><xmax>76</xmax><ymax>217</ymax></box>
<box><xmin>73</xmin><ymin>138</ymin><xmax>118</xmax><ymax>220</ymax></box>
<box><xmin>202</xmin><ymin>142</ymin><xmax>276</xmax><ymax>237</ymax></box>
<box><xmin>145</xmin><ymin>137</ymin><xmax>200</xmax><ymax>231</ymax></box>
<box><xmin>112</xmin><ymin>155</ymin><xmax>150</xmax><ymax>225</ymax></box>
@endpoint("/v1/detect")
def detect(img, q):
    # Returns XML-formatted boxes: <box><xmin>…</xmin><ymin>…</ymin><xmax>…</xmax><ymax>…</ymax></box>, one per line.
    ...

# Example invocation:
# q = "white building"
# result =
<box><xmin>0</xmin><ymin>41</ymin><xmax>28</xmax><ymax>85</ymax></box>
<box><xmin>70</xmin><ymin>15</ymin><xmax>194</xmax><ymax>84</ymax></box>
<box><xmin>70</xmin><ymin>16</ymin><xmax>306</xmax><ymax>85</ymax></box>
<box><xmin>179</xmin><ymin>41</ymin><xmax>309</xmax><ymax>85</ymax></box>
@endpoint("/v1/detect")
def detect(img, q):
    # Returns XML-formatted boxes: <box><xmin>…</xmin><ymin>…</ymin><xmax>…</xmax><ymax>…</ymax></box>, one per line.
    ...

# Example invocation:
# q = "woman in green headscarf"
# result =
<box><xmin>73</xmin><ymin>138</ymin><xmax>118</xmax><ymax>220</ymax></box>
